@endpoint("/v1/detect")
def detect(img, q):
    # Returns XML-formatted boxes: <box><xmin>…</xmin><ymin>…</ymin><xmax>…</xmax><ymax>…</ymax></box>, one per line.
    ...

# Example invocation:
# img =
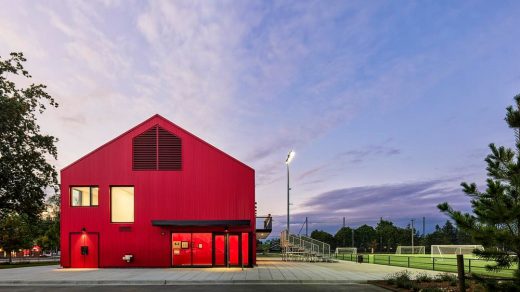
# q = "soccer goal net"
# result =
<box><xmin>335</xmin><ymin>247</ymin><xmax>357</xmax><ymax>255</ymax></box>
<box><xmin>395</xmin><ymin>246</ymin><xmax>425</xmax><ymax>254</ymax></box>
<box><xmin>431</xmin><ymin>245</ymin><xmax>483</xmax><ymax>257</ymax></box>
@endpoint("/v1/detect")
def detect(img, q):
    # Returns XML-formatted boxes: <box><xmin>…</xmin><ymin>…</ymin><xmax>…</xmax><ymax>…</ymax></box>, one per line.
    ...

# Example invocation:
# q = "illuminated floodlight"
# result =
<box><xmin>285</xmin><ymin>150</ymin><xmax>295</xmax><ymax>165</ymax></box>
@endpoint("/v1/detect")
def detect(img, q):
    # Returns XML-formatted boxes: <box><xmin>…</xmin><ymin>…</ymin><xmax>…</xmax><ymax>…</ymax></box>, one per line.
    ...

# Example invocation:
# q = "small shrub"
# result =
<box><xmin>396</xmin><ymin>279</ymin><xmax>413</xmax><ymax>289</ymax></box>
<box><xmin>385</xmin><ymin>270</ymin><xmax>413</xmax><ymax>288</ymax></box>
<box><xmin>394</xmin><ymin>270</ymin><xmax>413</xmax><ymax>289</ymax></box>
<box><xmin>435</xmin><ymin>272</ymin><xmax>457</xmax><ymax>283</ymax></box>
<box><xmin>415</xmin><ymin>272</ymin><xmax>433</xmax><ymax>282</ymax></box>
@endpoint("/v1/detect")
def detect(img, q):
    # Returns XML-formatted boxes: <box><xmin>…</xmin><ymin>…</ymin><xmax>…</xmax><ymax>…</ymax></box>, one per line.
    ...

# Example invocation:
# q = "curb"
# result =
<box><xmin>0</xmin><ymin>280</ymin><xmax>369</xmax><ymax>286</ymax></box>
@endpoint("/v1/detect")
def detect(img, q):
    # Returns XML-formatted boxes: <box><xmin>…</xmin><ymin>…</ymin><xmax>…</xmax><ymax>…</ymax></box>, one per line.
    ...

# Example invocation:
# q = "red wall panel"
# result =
<box><xmin>60</xmin><ymin>115</ymin><xmax>255</xmax><ymax>268</ymax></box>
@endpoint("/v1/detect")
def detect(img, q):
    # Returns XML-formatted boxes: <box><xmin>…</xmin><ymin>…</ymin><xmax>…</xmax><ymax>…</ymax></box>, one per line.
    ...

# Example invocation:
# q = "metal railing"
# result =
<box><xmin>281</xmin><ymin>231</ymin><xmax>332</xmax><ymax>262</ymax></box>
<box><xmin>256</xmin><ymin>216</ymin><xmax>272</xmax><ymax>230</ymax></box>
<box><xmin>0</xmin><ymin>255</ymin><xmax>60</xmax><ymax>264</ymax></box>
<box><xmin>334</xmin><ymin>253</ymin><xmax>516</xmax><ymax>278</ymax></box>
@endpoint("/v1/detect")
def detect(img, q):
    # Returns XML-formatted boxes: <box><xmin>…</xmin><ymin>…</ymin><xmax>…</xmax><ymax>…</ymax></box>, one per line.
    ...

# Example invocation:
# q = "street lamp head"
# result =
<box><xmin>285</xmin><ymin>150</ymin><xmax>296</xmax><ymax>165</ymax></box>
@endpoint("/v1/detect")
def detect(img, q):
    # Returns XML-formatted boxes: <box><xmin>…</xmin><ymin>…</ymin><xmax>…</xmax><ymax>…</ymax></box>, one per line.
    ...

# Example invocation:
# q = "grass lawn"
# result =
<box><xmin>336</xmin><ymin>253</ymin><xmax>516</xmax><ymax>278</ymax></box>
<box><xmin>0</xmin><ymin>261</ymin><xmax>59</xmax><ymax>269</ymax></box>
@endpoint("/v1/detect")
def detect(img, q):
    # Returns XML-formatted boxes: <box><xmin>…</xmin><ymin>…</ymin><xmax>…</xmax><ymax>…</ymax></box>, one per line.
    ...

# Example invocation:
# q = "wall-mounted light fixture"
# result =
<box><xmin>81</xmin><ymin>227</ymin><xmax>87</xmax><ymax>233</ymax></box>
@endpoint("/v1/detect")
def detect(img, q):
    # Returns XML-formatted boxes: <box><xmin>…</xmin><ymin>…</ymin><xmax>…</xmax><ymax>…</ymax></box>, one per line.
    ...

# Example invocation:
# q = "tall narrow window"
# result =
<box><xmin>111</xmin><ymin>186</ymin><xmax>134</xmax><ymax>223</ymax></box>
<box><xmin>71</xmin><ymin>187</ymin><xmax>99</xmax><ymax>207</ymax></box>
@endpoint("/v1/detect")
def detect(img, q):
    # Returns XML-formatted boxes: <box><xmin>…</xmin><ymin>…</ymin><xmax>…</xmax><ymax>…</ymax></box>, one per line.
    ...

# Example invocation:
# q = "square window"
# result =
<box><xmin>71</xmin><ymin>187</ymin><xmax>99</xmax><ymax>207</ymax></box>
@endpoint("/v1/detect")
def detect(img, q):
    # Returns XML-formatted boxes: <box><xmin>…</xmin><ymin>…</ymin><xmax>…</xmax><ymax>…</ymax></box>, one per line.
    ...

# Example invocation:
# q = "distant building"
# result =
<box><xmin>60</xmin><ymin>115</ymin><xmax>256</xmax><ymax>268</ymax></box>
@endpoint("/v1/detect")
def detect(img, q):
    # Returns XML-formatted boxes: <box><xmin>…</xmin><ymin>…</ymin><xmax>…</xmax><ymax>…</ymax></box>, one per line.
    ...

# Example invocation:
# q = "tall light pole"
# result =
<box><xmin>285</xmin><ymin>150</ymin><xmax>295</xmax><ymax>238</ymax></box>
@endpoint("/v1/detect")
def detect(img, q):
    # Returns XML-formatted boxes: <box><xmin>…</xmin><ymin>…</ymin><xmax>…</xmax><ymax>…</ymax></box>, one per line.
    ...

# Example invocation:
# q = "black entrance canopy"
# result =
<box><xmin>151</xmin><ymin>220</ymin><xmax>250</xmax><ymax>227</ymax></box>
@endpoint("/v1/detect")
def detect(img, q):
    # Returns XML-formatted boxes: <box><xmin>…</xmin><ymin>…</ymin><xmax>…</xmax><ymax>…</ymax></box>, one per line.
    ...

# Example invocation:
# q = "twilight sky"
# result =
<box><xmin>1</xmin><ymin>0</ymin><xmax>520</xmax><ymax>236</ymax></box>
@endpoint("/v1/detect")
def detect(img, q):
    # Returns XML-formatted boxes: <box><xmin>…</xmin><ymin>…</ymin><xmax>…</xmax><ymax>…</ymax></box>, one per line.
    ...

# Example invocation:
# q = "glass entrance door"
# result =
<box><xmin>172</xmin><ymin>233</ymin><xmax>213</xmax><ymax>267</ymax></box>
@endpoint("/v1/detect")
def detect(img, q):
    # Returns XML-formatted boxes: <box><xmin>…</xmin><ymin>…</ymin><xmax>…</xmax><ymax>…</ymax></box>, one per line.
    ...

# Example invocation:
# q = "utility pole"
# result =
<box><xmin>342</xmin><ymin>217</ymin><xmax>346</xmax><ymax>247</ymax></box>
<box><xmin>422</xmin><ymin>217</ymin><xmax>425</xmax><ymax>237</ymax></box>
<box><xmin>379</xmin><ymin>217</ymin><xmax>383</xmax><ymax>252</ymax></box>
<box><xmin>411</xmin><ymin>219</ymin><xmax>415</xmax><ymax>254</ymax></box>
<box><xmin>351</xmin><ymin>228</ymin><xmax>355</xmax><ymax>247</ymax></box>
<box><xmin>305</xmin><ymin>217</ymin><xmax>308</xmax><ymax>237</ymax></box>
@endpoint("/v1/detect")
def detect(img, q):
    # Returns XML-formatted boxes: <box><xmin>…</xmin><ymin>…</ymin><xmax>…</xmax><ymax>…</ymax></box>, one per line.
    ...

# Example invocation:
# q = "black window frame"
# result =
<box><xmin>70</xmin><ymin>186</ymin><xmax>99</xmax><ymax>207</ymax></box>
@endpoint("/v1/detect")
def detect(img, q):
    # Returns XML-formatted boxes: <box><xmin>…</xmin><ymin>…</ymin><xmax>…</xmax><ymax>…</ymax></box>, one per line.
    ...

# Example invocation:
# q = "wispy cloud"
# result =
<box><xmin>268</xmin><ymin>178</ymin><xmax>471</xmax><ymax>236</ymax></box>
<box><xmin>337</xmin><ymin>144</ymin><xmax>401</xmax><ymax>164</ymax></box>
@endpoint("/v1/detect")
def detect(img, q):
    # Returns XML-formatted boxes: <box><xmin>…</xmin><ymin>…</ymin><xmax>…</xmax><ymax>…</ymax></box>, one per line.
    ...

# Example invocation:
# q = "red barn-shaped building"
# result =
<box><xmin>60</xmin><ymin>115</ymin><xmax>256</xmax><ymax>268</ymax></box>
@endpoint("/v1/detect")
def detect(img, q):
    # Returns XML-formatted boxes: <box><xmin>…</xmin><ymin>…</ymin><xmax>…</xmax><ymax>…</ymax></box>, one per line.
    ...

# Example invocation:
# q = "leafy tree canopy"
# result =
<box><xmin>310</xmin><ymin>229</ymin><xmax>336</xmax><ymax>249</ymax></box>
<box><xmin>0</xmin><ymin>52</ymin><xmax>59</xmax><ymax>219</ymax></box>
<box><xmin>0</xmin><ymin>212</ymin><xmax>32</xmax><ymax>263</ymax></box>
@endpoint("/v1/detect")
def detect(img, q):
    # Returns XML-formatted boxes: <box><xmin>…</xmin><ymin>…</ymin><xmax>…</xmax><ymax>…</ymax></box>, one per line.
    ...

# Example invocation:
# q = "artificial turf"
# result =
<box><xmin>335</xmin><ymin>253</ymin><xmax>516</xmax><ymax>278</ymax></box>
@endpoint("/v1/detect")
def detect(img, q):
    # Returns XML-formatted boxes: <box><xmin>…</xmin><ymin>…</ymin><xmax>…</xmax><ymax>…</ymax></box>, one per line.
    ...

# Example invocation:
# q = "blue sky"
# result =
<box><xmin>1</xmin><ymin>0</ymin><xmax>519</xmax><ymax>236</ymax></box>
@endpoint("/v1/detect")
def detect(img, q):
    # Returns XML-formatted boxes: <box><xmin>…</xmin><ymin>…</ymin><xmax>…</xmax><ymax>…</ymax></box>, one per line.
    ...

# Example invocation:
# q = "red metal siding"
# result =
<box><xmin>60</xmin><ymin>115</ymin><xmax>255</xmax><ymax>268</ymax></box>
<box><xmin>70</xmin><ymin>233</ymin><xmax>99</xmax><ymax>268</ymax></box>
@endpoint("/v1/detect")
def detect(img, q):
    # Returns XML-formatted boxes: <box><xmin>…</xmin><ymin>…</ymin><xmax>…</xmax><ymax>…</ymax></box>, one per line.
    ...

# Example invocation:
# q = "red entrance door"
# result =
<box><xmin>192</xmin><ymin>233</ymin><xmax>212</xmax><ymax>266</ymax></box>
<box><xmin>172</xmin><ymin>233</ymin><xmax>212</xmax><ymax>266</ymax></box>
<box><xmin>228</xmin><ymin>234</ymin><xmax>239</xmax><ymax>266</ymax></box>
<box><xmin>214</xmin><ymin>235</ymin><xmax>225</xmax><ymax>266</ymax></box>
<box><xmin>70</xmin><ymin>233</ymin><xmax>98</xmax><ymax>268</ymax></box>
<box><xmin>172</xmin><ymin>233</ymin><xmax>191</xmax><ymax>266</ymax></box>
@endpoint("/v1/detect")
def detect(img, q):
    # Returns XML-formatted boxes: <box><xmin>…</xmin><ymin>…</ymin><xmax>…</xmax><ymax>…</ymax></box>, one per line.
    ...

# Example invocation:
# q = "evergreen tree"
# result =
<box><xmin>439</xmin><ymin>94</ymin><xmax>520</xmax><ymax>287</ymax></box>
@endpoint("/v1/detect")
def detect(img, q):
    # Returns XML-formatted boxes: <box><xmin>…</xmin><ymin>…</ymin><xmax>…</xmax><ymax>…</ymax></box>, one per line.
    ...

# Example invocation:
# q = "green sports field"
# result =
<box><xmin>335</xmin><ymin>253</ymin><xmax>516</xmax><ymax>278</ymax></box>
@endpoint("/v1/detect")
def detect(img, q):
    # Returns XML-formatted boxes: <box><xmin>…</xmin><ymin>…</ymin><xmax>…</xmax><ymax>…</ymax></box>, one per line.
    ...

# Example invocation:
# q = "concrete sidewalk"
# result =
<box><xmin>0</xmin><ymin>258</ymin><xmax>448</xmax><ymax>285</ymax></box>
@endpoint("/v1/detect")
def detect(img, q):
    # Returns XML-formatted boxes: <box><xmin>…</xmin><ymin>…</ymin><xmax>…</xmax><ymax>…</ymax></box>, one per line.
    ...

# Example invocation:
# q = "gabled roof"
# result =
<box><xmin>61</xmin><ymin>114</ymin><xmax>253</xmax><ymax>172</ymax></box>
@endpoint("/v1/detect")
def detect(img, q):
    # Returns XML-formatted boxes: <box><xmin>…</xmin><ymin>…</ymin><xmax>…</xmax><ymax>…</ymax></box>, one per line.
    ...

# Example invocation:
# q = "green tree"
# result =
<box><xmin>310</xmin><ymin>230</ymin><xmax>336</xmax><ymax>250</ymax></box>
<box><xmin>0</xmin><ymin>212</ymin><xmax>32</xmax><ymax>263</ymax></box>
<box><xmin>334</xmin><ymin>227</ymin><xmax>354</xmax><ymax>248</ymax></box>
<box><xmin>375</xmin><ymin>219</ymin><xmax>400</xmax><ymax>252</ymax></box>
<box><xmin>0</xmin><ymin>52</ymin><xmax>59</xmax><ymax>219</ymax></box>
<box><xmin>439</xmin><ymin>94</ymin><xmax>520</xmax><ymax>288</ymax></box>
<box><xmin>34</xmin><ymin>194</ymin><xmax>60</xmax><ymax>253</ymax></box>
<box><xmin>441</xmin><ymin>221</ymin><xmax>457</xmax><ymax>244</ymax></box>
<box><xmin>354</xmin><ymin>225</ymin><xmax>377</xmax><ymax>252</ymax></box>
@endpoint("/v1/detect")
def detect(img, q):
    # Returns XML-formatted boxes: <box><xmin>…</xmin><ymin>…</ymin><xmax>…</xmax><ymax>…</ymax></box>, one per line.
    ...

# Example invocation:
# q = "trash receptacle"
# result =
<box><xmin>357</xmin><ymin>255</ymin><xmax>363</xmax><ymax>263</ymax></box>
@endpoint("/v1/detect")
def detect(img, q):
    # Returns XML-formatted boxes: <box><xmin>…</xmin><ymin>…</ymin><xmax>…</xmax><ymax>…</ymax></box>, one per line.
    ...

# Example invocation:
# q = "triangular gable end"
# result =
<box><xmin>61</xmin><ymin>114</ymin><xmax>253</xmax><ymax>172</ymax></box>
